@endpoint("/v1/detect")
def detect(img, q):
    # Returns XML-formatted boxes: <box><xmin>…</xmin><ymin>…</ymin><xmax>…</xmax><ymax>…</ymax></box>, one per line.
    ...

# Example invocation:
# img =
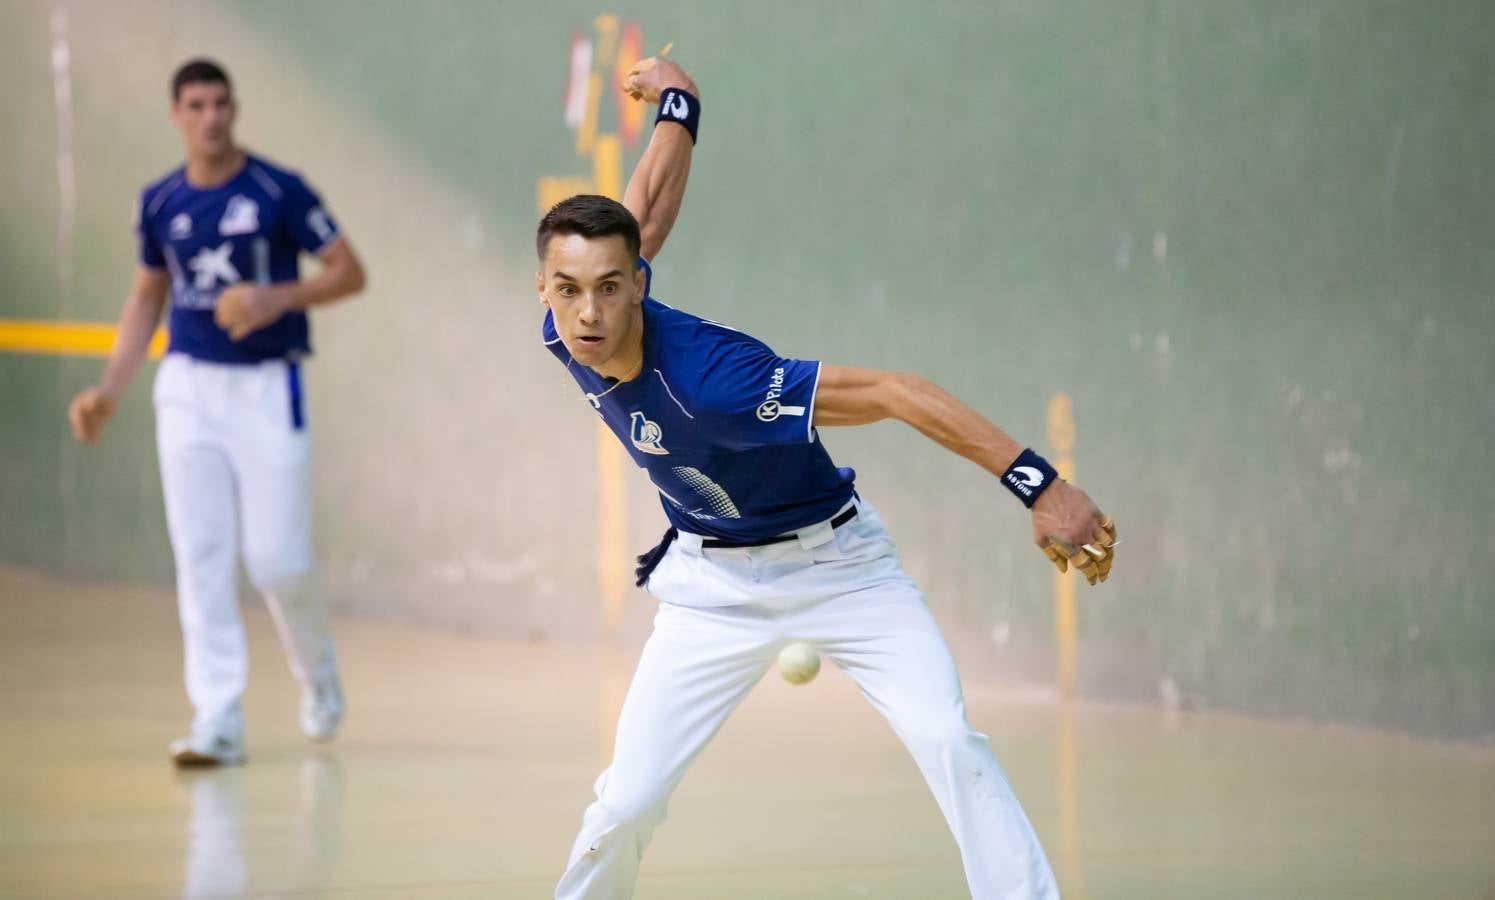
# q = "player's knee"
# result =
<box><xmin>175</xmin><ymin>529</ymin><xmax>235</xmax><ymax>572</ymax></box>
<box><xmin>244</xmin><ymin>548</ymin><xmax>314</xmax><ymax>595</ymax></box>
<box><xmin>599</xmin><ymin>791</ymin><xmax>669</xmax><ymax>831</ymax></box>
<box><xmin>572</xmin><ymin>796</ymin><xmax>668</xmax><ymax>865</ymax></box>
<box><xmin>592</xmin><ymin>765</ymin><xmax>673</xmax><ymax>826</ymax></box>
<box><xmin>904</xmin><ymin>710</ymin><xmax>987</xmax><ymax>760</ymax></box>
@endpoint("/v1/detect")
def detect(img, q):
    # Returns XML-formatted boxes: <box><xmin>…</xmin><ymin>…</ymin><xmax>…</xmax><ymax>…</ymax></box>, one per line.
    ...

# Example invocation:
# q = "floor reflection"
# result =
<box><xmin>176</xmin><ymin>754</ymin><xmax>343</xmax><ymax>898</ymax></box>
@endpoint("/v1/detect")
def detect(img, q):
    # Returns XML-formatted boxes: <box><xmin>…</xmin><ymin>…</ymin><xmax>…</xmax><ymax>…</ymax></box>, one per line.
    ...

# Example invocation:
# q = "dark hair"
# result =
<box><xmin>171</xmin><ymin>58</ymin><xmax>232</xmax><ymax>102</ymax></box>
<box><xmin>536</xmin><ymin>194</ymin><xmax>641</xmax><ymax>263</ymax></box>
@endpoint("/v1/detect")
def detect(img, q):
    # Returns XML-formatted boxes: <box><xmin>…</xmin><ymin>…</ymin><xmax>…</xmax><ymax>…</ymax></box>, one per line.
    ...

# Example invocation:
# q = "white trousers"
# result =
<box><xmin>556</xmin><ymin>499</ymin><xmax>1058</xmax><ymax>900</ymax></box>
<box><xmin>153</xmin><ymin>353</ymin><xmax>337</xmax><ymax>739</ymax></box>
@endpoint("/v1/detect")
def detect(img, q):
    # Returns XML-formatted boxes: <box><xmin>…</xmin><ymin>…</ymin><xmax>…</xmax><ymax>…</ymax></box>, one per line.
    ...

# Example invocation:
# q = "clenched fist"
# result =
<box><xmin>68</xmin><ymin>387</ymin><xmax>118</xmax><ymax>445</ymax></box>
<box><xmin>623</xmin><ymin>45</ymin><xmax>697</xmax><ymax>104</ymax></box>
<box><xmin>215</xmin><ymin>283</ymin><xmax>290</xmax><ymax>341</ymax></box>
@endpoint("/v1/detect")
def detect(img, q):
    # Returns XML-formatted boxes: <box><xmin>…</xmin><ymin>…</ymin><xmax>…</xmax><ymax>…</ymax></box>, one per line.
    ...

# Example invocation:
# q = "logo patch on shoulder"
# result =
<box><xmin>756</xmin><ymin>400</ymin><xmax>806</xmax><ymax>422</ymax></box>
<box><xmin>219</xmin><ymin>195</ymin><xmax>260</xmax><ymax>236</ymax></box>
<box><xmin>630</xmin><ymin>411</ymin><xmax>668</xmax><ymax>455</ymax></box>
<box><xmin>756</xmin><ymin>368</ymin><xmax>806</xmax><ymax>421</ymax></box>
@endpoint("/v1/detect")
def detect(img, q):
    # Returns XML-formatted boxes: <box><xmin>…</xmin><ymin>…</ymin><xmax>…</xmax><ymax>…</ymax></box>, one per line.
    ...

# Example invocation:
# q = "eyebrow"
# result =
<box><xmin>552</xmin><ymin>269</ymin><xmax>624</xmax><ymax>283</ymax></box>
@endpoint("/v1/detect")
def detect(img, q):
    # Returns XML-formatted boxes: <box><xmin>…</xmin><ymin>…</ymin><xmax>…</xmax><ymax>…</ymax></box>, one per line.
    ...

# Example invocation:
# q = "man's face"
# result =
<box><xmin>172</xmin><ymin>82</ymin><xmax>236</xmax><ymax>159</ymax></box>
<box><xmin>537</xmin><ymin>233</ymin><xmax>647</xmax><ymax>371</ymax></box>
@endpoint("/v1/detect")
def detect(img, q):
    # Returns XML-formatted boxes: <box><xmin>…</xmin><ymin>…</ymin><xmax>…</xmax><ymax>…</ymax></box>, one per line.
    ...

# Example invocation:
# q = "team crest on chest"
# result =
<box><xmin>169</xmin><ymin>213</ymin><xmax>193</xmax><ymax>239</ymax></box>
<box><xmin>219</xmin><ymin>195</ymin><xmax>260</xmax><ymax>236</ymax></box>
<box><xmin>630</xmin><ymin>411</ymin><xmax>668</xmax><ymax>455</ymax></box>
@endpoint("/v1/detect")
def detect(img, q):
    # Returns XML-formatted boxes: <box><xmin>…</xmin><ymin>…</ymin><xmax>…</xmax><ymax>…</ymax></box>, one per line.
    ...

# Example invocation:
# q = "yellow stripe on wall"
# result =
<box><xmin>0</xmin><ymin>320</ymin><xmax>166</xmax><ymax>359</ymax></box>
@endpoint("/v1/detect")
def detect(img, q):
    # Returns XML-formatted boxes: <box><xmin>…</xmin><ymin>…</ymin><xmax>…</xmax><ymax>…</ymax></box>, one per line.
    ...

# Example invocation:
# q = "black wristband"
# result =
<box><xmin>655</xmin><ymin>88</ymin><xmax>700</xmax><ymax>144</ymax></box>
<box><xmin>1001</xmin><ymin>449</ymin><xmax>1058</xmax><ymax>508</ymax></box>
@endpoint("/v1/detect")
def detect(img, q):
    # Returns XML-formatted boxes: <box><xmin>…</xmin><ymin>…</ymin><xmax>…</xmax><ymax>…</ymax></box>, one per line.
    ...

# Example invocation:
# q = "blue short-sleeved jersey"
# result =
<box><xmin>543</xmin><ymin>260</ymin><xmax>857</xmax><ymax>542</ymax></box>
<box><xmin>135</xmin><ymin>154</ymin><xmax>342</xmax><ymax>364</ymax></box>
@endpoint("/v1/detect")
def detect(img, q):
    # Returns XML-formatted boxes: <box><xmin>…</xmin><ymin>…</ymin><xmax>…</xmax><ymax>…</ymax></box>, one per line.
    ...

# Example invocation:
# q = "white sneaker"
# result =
<box><xmin>169</xmin><ymin>732</ymin><xmax>246</xmax><ymax>767</ymax></box>
<box><xmin>300</xmin><ymin>676</ymin><xmax>344</xmax><ymax>743</ymax></box>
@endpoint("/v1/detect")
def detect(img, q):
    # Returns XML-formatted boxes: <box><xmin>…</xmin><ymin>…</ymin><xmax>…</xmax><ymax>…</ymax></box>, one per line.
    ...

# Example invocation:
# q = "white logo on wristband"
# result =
<box><xmin>665</xmin><ymin>92</ymin><xmax>689</xmax><ymax>119</ymax></box>
<box><xmin>1010</xmin><ymin>466</ymin><xmax>1045</xmax><ymax>487</ymax></box>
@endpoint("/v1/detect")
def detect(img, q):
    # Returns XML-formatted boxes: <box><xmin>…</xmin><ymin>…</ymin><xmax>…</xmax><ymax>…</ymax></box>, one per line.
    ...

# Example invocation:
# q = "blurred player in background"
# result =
<box><xmin>67</xmin><ymin>59</ymin><xmax>366</xmax><ymax>767</ymax></box>
<box><xmin>539</xmin><ymin>52</ymin><xmax>1116</xmax><ymax>899</ymax></box>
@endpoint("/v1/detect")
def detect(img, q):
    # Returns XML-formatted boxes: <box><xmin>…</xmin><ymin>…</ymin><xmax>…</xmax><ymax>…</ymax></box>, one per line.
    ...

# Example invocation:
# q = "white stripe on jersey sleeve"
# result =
<box><xmin>145</xmin><ymin>174</ymin><xmax>185</xmax><ymax>217</ymax></box>
<box><xmin>247</xmin><ymin>164</ymin><xmax>284</xmax><ymax>200</ymax></box>
<box><xmin>805</xmin><ymin>361</ymin><xmax>823</xmax><ymax>443</ymax></box>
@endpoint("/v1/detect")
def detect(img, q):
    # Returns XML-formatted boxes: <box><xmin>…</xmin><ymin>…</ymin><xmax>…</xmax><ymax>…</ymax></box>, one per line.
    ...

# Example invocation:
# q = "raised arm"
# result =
<box><xmin>813</xmin><ymin>364</ymin><xmax>1117</xmax><ymax>584</ymax></box>
<box><xmin>68</xmin><ymin>264</ymin><xmax>171</xmax><ymax>444</ymax></box>
<box><xmin>620</xmin><ymin>52</ymin><xmax>699</xmax><ymax>261</ymax></box>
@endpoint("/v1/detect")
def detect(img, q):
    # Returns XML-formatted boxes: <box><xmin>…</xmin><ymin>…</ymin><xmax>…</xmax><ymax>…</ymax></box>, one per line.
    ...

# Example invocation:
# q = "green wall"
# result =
<box><xmin>3</xmin><ymin>0</ymin><xmax>1491</xmax><ymax>740</ymax></box>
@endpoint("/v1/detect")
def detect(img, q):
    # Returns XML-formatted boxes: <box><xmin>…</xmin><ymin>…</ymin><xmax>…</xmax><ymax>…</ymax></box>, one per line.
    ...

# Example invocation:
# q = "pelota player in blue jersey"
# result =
<box><xmin>68</xmin><ymin>60</ymin><xmax>367</xmax><ymax>767</ymax></box>
<box><xmin>544</xmin><ymin>54</ymin><xmax>1116</xmax><ymax>899</ymax></box>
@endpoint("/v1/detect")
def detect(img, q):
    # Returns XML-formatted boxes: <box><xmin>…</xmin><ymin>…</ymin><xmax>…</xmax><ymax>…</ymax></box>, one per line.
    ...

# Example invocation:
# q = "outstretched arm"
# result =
<box><xmin>813</xmin><ymin>364</ymin><xmax>1117</xmax><ymax>583</ymax></box>
<box><xmin>621</xmin><ymin>52</ymin><xmax>698</xmax><ymax>261</ymax></box>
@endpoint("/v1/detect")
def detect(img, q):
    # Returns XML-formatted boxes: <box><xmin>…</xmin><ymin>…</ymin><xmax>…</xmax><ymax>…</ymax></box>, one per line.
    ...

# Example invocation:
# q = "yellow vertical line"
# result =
<box><xmin>1047</xmin><ymin>392</ymin><xmax>1077</xmax><ymax>696</ymax></box>
<box><xmin>594</xmin><ymin>129</ymin><xmax>629</xmax><ymax>767</ymax></box>
<box><xmin>1054</xmin><ymin>485</ymin><xmax>1077</xmax><ymax>695</ymax></box>
<box><xmin>593</xmin><ymin>134</ymin><xmax>622</xmax><ymax>201</ymax></box>
<box><xmin>593</xmin><ymin>14</ymin><xmax>620</xmax><ymax>66</ymax></box>
<box><xmin>1047</xmin><ymin>392</ymin><xmax>1084</xmax><ymax>896</ymax></box>
<box><xmin>594</xmin><ymin>132</ymin><xmax>626</xmax><ymax>639</ymax></box>
<box><xmin>538</xmin><ymin>18</ymin><xmax>631</xmax><ymax>771</ymax></box>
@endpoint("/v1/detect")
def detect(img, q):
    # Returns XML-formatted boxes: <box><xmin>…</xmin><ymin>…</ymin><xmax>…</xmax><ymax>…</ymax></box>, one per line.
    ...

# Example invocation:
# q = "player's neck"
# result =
<box><xmin>184</xmin><ymin>147</ymin><xmax>247</xmax><ymax>189</ymax></box>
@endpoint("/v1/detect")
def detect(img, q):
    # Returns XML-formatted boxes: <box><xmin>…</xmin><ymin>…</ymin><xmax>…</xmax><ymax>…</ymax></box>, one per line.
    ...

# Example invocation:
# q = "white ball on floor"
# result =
<box><xmin>778</xmin><ymin>642</ymin><xmax>820</xmax><ymax>685</ymax></box>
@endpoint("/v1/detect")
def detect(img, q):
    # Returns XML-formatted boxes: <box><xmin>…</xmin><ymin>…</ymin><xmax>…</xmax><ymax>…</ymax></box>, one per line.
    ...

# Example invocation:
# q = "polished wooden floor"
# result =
<box><xmin>2</xmin><ymin>566</ymin><xmax>1492</xmax><ymax>899</ymax></box>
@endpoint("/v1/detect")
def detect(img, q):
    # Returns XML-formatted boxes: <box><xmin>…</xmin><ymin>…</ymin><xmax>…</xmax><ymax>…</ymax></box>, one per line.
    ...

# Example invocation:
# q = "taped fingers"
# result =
<box><xmin>1081</xmin><ymin>513</ymin><xmax>1119</xmax><ymax>583</ymax></box>
<box><xmin>1072</xmin><ymin>551</ymin><xmax>1100</xmax><ymax>586</ymax></box>
<box><xmin>625</xmin><ymin>44</ymin><xmax>671</xmax><ymax>95</ymax></box>
<box><xmin>1096</xmin><ymin>514</ymin><xmax>1117</xmax><ymax>544</ymax></box>
<box><xmin>1079</xmin><ymin>541</ymin><xmax>1112</xmax><ymax>585</ymax></box>
<box><xmin>1046</xmin><ymin>534</ymin><xmax>1105</xmax><ymax>586</ymax></box>
<box><xmin>1045</xmin><ymin>535</ymin><xmax>1087</xmax><ymax>580</ymax></box>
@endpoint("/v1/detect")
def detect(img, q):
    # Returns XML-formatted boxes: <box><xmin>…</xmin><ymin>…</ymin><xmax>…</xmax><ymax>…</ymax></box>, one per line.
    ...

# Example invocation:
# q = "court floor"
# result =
<box><xmin>2</xmin><ymin>566</ymin><xmax>1492</xmax><ymax>899</ymax></box>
